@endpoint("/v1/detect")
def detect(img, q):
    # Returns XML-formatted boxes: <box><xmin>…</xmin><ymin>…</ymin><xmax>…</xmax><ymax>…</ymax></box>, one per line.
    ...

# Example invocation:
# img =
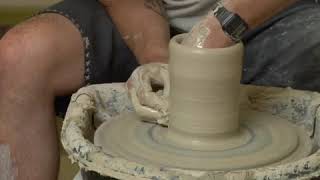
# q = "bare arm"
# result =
<box><xmin>225</xmin><ymin>0</ymin><xmax>298</xmax><ymax>29</ymax></box>
<box><xmin>99</xmin><ymin>0</ymin><xmax>170</xmax><ymax>64</ymax></box>
<box><xmin>183</xmin><ymin>0</ymin><xmax>299</xmax><ymax>48</ymax></box>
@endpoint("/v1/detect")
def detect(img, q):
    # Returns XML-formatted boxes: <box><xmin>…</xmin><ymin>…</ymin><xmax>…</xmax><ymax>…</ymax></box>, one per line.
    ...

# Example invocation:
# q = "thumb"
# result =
<box><xmin>129</xmin><ymin>88</ymin><xmax>163</xmax><ymax>120</ymax></box>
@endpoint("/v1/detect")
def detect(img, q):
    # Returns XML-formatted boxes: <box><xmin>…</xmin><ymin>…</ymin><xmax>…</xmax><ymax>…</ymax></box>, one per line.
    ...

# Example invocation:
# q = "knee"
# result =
<box><xmin>0</xmin><ymin>24</ymin><xmax>57</xmax><ymax>79</ymax></box>
<box><xmin>0</xmin><ymin>35</ymin><xmax>23</xmax><ymax>75</ymax></box>
<box><xmin>0</xmin><ymin>39</ymin><xmax>23</xmax><ymax>81</ymax></box>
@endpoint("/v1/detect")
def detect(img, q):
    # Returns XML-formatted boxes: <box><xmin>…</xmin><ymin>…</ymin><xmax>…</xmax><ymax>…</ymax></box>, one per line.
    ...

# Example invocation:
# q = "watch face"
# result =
<box><xmin>222</xmin><ymin>14</ymin><xmax>248</xmax><ymax>41</ymax></box>
<box><xmin>213</xmin><ymin>4</ymin><xmax>248</xmax><ymax>42</ymax></box>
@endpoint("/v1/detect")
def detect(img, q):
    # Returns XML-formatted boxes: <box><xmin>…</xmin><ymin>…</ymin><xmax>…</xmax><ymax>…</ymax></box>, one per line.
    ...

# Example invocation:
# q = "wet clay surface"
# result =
<box><xmin>95</xmin><ymin>109</ymin><xmax>312</xmax><ymax>171</ymax></box>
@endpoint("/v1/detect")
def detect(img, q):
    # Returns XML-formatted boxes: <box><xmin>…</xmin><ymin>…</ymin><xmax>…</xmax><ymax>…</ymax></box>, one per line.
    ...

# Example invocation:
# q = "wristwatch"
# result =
<box><xmin>212</xmin><ymin>2</ymin><xmax>248</xmax><ymax>42</ymax></box>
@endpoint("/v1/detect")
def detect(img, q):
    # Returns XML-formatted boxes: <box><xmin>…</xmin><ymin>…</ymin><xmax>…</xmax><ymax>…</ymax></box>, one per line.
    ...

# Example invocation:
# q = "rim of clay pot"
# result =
<box><xmin>170</xmin><ymin>33</ymin><xmax>244</xmax><ymax>54</ymax></box>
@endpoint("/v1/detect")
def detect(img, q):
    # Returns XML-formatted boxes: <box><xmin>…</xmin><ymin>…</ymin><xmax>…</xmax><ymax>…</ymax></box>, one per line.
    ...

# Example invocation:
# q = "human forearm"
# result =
<box><xmin>99</xmin><ymin>0</ymin><xmax>170</xmax><ymax>64</ymax></box>
<box><xmin>224</xmin><ymin>0</ymin><xmax>298</xmax><ymax>29</ymax></box>
<box><xmin>183</xmin><ymin>0</ymin><xmax>298</xmax><ymax>48</ymax></box>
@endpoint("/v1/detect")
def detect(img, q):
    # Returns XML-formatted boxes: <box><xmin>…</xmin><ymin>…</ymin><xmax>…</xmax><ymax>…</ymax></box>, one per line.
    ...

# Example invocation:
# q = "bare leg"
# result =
<box><xmin>0</xmin><ymin>14</ymin><xmax>85</xmax><ymax>180</ymax></box>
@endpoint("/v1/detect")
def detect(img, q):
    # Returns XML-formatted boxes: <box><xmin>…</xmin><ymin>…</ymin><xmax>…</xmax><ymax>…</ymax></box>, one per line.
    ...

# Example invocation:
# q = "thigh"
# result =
<box><xmin>40</xmin><ymin>0</ymin><xmax>139</xmax><ymax>116</ymax></box>
<box><xmin>242</xmin><ymin>1</ymin><xmax>320</xmax><ymax>91</ymax></box>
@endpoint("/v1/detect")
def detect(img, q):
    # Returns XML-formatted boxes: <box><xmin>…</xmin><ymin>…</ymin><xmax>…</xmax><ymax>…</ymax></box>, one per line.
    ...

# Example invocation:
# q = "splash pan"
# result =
<box><xmin>62</xmin><ymin>84</ymin><xmax>320</xmax><ymax>180</ymax></box>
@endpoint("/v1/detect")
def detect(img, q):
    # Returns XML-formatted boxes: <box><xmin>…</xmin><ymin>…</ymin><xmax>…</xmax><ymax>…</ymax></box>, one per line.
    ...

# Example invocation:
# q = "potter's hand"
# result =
<box><xmin>126</xmin><ymin>63</ymin><xmax>169</xmax><ymax>125</ymax></box>
<box><xmin>181</xmin><ymin>11</ymin><xmax>233</xmax><ymax>48</ymax></box>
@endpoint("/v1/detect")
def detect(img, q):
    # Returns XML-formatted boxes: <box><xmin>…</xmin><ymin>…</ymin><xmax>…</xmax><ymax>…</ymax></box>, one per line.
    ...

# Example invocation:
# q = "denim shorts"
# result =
<box><xmin>38</xmin><ymin>0</ymin><xmax>320</xmax><ymax>117</ymax></box>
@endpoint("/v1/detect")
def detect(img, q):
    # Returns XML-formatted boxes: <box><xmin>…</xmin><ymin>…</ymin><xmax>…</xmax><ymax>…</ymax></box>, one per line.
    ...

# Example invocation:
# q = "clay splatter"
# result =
<box><xmin>0</xmin><ymin>145</ymin><xmax>16</xmax><ymax>180</ymax></box>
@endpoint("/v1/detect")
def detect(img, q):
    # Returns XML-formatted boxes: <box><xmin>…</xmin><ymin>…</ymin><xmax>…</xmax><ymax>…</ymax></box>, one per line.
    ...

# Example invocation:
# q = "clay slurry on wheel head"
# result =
<box><xmin>94</xmin><ymin>34</ymin><xmax>312</xmax><ymax>171</ymax></box>
<box><xmin>95</xmin><ymin>109</ymin><xmax>311</xmax><ymax>170</ymax></box>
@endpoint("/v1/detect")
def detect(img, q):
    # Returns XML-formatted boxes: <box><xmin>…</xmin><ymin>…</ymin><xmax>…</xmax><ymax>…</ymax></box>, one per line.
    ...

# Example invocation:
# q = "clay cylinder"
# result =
<box><xmin>168</xmin><ymin>34</ymin><xmax>243</xmax><ymax>144</ymax></box>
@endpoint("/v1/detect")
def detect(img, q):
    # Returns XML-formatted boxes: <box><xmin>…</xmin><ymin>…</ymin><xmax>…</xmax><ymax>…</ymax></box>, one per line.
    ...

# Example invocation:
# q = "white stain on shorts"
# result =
<box><xmin>0</xmin><ymin>145</ymin><xmax>16</xmax><ymax>180</ymax></box>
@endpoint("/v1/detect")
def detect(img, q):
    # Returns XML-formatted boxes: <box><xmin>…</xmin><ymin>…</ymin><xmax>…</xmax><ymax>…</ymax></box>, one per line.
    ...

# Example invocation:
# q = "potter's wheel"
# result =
<box><xmin>62</xmin><ymin>35</ymin><xmax>320</xmax><ymax>179</ymax></box>
<box><xmin>95</xmin><ymin>108</ymin><xmax>312</xmax><ymax>171</ymax></box>
<box><xmin>93</xmin><ymin>37</ymin><xmax>313</xmax><ymax>173</ymax></box>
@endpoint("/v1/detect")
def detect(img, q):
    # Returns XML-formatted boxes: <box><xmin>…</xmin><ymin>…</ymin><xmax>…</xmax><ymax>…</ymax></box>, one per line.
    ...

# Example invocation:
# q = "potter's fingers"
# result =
<box><xmin>160</xmin><ymin>67</ymin><xmax>170</xmax><ymax>97</ymax></box>
<box><xmin>145</xmin><ymin>65</ymin><xmax>168</xmax><ymax>96</ymax></box>
<box><xmin>126</xmin><ymin>66</ymin><xmax>144</xmax><ymax>90</ymax></box>
<box><xmin>125</xmin><ymin>77</ymin><xmax>135</xmax><ymax>91</ymax></box>
<box><xmin>129</xmin><ymin>88</ymin><xmax>162</xmax><ymax>120</ymax></box>
<box><xmin>139</xmin><ymin>91</ymin><xmax>168</xmax><ymax>114</ymax></box>
<box><xmin>181</xmin><ymin>12</ymin><xmax>218</xmax><ymax>48</ymax></box>
<box><xmin>157</xmin><ymin>115</ymin><xmax>169</xmax><ymax>126</ymax></box>
<box><xmin>127</xmin><ymin>69</ymin><xmax>153</xmax><ymax>95</ymax></box>
<box><xmin>146</xmin><ymin>63</ymin><xmax>168</xmax><ymax>84</ymax></box>
<box><xmin>140</xmin><ymin>70</ymin><xmax>154</xmax><ymax>92</ymax></box>
<box><xmin>149</xmin><ymin>63</ymin><xmax>168</xmax><ymax>83</ymax></box>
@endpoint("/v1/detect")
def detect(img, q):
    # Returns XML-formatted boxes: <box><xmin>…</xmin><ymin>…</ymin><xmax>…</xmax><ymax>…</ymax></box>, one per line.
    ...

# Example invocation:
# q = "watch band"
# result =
<box><xmin>212</xmin><ymin>2</ymin><xmax>248</xmax><ymax>42</ymax></box>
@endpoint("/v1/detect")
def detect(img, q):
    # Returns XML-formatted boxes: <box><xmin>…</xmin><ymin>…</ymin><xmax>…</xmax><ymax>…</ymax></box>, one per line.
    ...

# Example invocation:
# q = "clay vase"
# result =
<box><xmin>167</xmin><ymin>34</ymin><xmax>244</xmax><ymax>150</ymax></box>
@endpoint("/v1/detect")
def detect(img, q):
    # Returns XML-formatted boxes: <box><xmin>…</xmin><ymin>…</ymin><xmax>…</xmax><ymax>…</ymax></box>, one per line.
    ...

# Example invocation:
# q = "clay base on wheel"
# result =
<box><xmin>95</xmin><ymin>109</ymin><xmax>312</xmax><ymax>171</ymax></box>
